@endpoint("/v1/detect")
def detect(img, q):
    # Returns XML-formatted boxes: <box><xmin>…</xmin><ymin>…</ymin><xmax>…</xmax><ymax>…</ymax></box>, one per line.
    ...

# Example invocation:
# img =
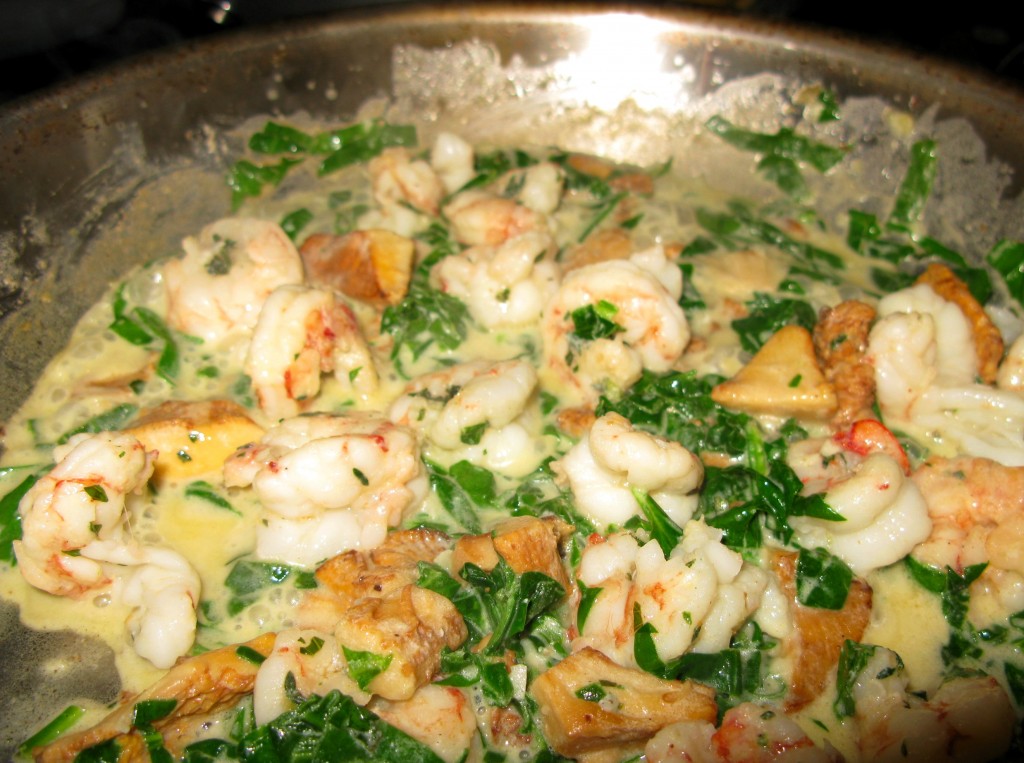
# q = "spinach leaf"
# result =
<box><xmin>380</xmin><ymin>280</ymin><xmax>470</xmax><ymax>378</ymax></box>
<box><xmin>317</xmin><ymin>121</ymin><xmax>418</xmax><ymax>176</ymax></box>
<box><xmin>227</xmin><ymin>157</ymin><xmax>302</xmax><ymax>210</ymax></box>
<box><xmin>569</xmin><ymin>300</ymin><xmax>624</xmax><ymax>341</ymax></box>
<box><xmin>343</xmin><ymin>647</ymin><xmax>393</xmax><ymax>691</ymax></box>
<box><xmin>223</xmin><ymin>561</ymin><xmax>317</xmax><ymax>617</ymax></box>
<box><xmin>0</xmin><ymin>467</ymin><xmax>47</xmax><ymax>564</ymax></box>
<box><xmin>235</xmin><ymin>690</ymin><xmax>445</xmax><ymax>763</ymax></box>
<box><xmin>184</xmin><ymin>480</ymin><xmax>240</xmax><ymax>515</ymax></box>
<box><xmin>833</xmin><ymin>640</ymin><xmax>884</xmax><ymax>718</ymax></box>
<box><xmin>731</xmin><ymin>293</ymin><xmax>817</xmax><ymax>354</ymax></box>
<box><xmin>577</xmin><ymin>191</ymin><xmax>628</xmax><ymax>243</ymax></box>
<box><xmin>461</xmin><ymin>148</ymin><xmax>538</xmax><ymax>192</ymax></box>
<box><xmin>57</xmin><ymin>403</ymin><xmax>138</xmax><ymax>445</ymax></box>
<box><xmin>279</xmin><ymin>208</ymin><xmax>313</xmax><ymax>241</ymax></box>
<box><xmin>796</xmin><ymin>546</ymin><xmax>853</xmax><ymax>610</ymax></box>
<box><xmin>248</xmin><ymin>122</ymin><xmax>316</xmax><ymax>154</ymax></box>
<box><xmin>596</xmin><ymin>370</ymin><xmax>752</xmax><ymax>460</ymax></box>
<box><xmin>705</xmin><ymin>115</ymin><xmax>846</xmax><ymax>198</ymax></box>
<box><xmin>631</xmin><ymin>489</ymin><xmax>684</xmax><ymax>558</ymax></box>
<box><xmin>887</xmin><ymin>139</ymin><xmax>937</xmax><ymax>234</ymax></box>
<box><xmin>422</xmin><ymin>460</ymin><xmax>483</xmax><ymax>533</ymax></box>
<box><xmin>17</xmin><ymin>705</ymin><xmax>85</xmax><ymax>756</ymax></box>
<box><xmin>448</xmin><ymin>460</ymin><xmax>496</xmax><ymax>507</ymax></box>
<box><xmin>986</xmin><ymin>239</ymin><xmax>1024</xmax><ymax>309</ymax></box>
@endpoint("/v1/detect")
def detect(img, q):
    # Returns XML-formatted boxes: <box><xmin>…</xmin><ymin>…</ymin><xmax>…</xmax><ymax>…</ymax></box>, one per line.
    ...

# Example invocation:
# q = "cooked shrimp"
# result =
<box><xmin>14</xmin><ymin>432</ymin><xmax>156</xmax><ymax>597</ymax></box>
<box><xmin>163</xmin><ymin>217</ymin><xmax>304</xmax><ymax>344</ymax></box>
<box><xmin>868</xmin><ymin>285</ymin><xmax>1024</xmax><ymax>466</ymax></box>
<box><xmin>223</xmin><ymin>413</ymin><xmax>426</xmax><ymax>568</ymax></box>
<box><xmin>911</xmin><ymin>456</ymin><xmax>1024</xmax><ymax>617</ymax></box>
<box><xmin>13</xmin><ymin>432</ymin><xmax>202</xmax><ymax>668</ymax></box>
<box><xmin>84</xmin><ymin>540</ymin><xmax>201</xmax><ymax>670</ymax></box>
<box><xmin>430</xmin><ymin>132</ymin><xmax>475</xmax><ymax>194</ymax></box>
<box><xmin>574</xmin><ymin>521</ymin><xmax>766</xmax><ymax>668</ymax></box>
<box><xmin>789</xmin><ymin>449</ymin><xmax>932</xmax><ymax>577</ymax></box>
<box><xmin>254</xmin><ymin>628</ymin><xmax>365</xmax><ymax>725</ymax></box>
<box><xmin>245</xmin><ymin>284</ymin><xmax>378</xmax><ymax>421</ymax></box>
<box><xmin>553</xmin><ymin>412</ymin><xmax>703</xmax><ymax>528</ymax></box>
<box><xmin>997</xmin><ymin>332</ymin><xmax>1024</xmax><ymax>391</ymax></box>
<box><xmin>433</xmin><ymin>230</ymin><xmax>560</xmax><ymax>328</ymax></box>
<box><xmin>371</xmin><ymin>685</ymin><xmax>478</xmax><ymax>763</ymax></box>
<box><xmin>442</xmin><ymin>189</ymin><xmax>548</xmax><ymax>246</ymax></box>
<box><xmin>541</xmin><ymin>246</ymin><xmax>690</xmax><ymax>406</ymax></box>
<box><xmin>369</xmin><ymin>147</ymin><xmax>446</xmax><ymax>216</ymax></box>
<box><xmin>852</xmin><ymin>646</ymin><xmax>1014</xmax><ymax>763</ymax></box>
<box><xmin>647</xmin><ymin>703</ymin><xmax>836</xmax><ymax>763</ymax></box>
<box><xmin>389</xmin><ymin>359</ymin><xmax>541</xmax><ymax>475</ymax></box>
<box><xmin>500</xmin><ymin>161</ymin><xmax>565</xmax><ymax>215</ymax></box>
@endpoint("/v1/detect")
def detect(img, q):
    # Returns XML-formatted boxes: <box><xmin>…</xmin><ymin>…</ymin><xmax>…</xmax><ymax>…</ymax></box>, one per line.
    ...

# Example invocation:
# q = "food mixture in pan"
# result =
<box><xmin>2</xmin><ymin>97</ymin><xmax>1024</xmax><ymax>762</ymax></box>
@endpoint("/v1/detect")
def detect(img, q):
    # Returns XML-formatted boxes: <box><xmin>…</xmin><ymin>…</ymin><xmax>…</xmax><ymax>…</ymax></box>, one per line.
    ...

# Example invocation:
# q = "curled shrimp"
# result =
<box><xmin>163</xmin><ymin>217</ymin><xmax>304</xmax><ymax>344</ymax></box>
<box><xmin>389</xmin><ymin>359</ymin><xmax>542</xmax><ymax>475</ymax></box>
<box><xmin>911</xmin><ymin>456</ymin><xmax>1024</xmax><ymax>617</ymax></box>
<box><xmin>553</xmin><ymin>411</ymin><xmax>703</xmax><ymax>528</ymax></box>
<box><xmin>867</xmin><ymin>285</ymin><xmax>1024</xmax><ymax>466</ymax></box>
<box><xmin>433</xmin><ymin>230</ymin><xmax>560</xmax><ymax>328</ymax></box>
<box><xmin>245</xmin><ymin>284</ymin><xmax>378</xmax><ymax>421</ymax></box>
<box><xmin>442</xmin><ymin>190</ymin><xmax>548</xmax><ymax>246</ymax></box>
<box><xmin>574</xmin><ymin>521</ymin><xmax>766</xmax><ymax>668</ymax></box>
<box><xmin>371</xmin><ymin>685</ymin><xmax>479</xmax><ymax>763</ymax></box>
<box><xmin>14</xmin><ymin>432</ymin><xmax>201</xmax><ymax>668</ymax></box>
<box><xmin>541</xmin><ymin>246</ymin><xmax>689</xmax><ymax>406</ymax></box>
<box><xmin>369</xmin><ymin>147</ymin><xmax>446</xmax><ymax>216</ymax></box>
<box><xmin>788</xmin><ymin>440</ymin><xmax>932</xmax><ymax>577</ymax></box>
<box><xmin>223</xmin><ymin>412</ymin><xmax>427</xmax><ymax>568</ymax></box>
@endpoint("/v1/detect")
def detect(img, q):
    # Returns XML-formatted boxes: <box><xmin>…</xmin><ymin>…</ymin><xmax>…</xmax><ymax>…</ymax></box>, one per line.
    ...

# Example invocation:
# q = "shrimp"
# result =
<box><xmin>83</xmin><ymin>540</ymin><xmax>201</xmax><ymax>670</ymax></box>
<box><xmin>867</xmin><ymin>285</ymin><xmax>1024</xmax><ymax>466</ymax></box>
<box><xmin>498</xmin><ymin>161</ymin><xmax>565</xmax><ymax>215</ymax></box>
<box><xmin>646</xmin><ymin>704</ymin><xmax>837</xmax><ymax>763</ymax></box>
<box><xmin>223</xmin><ymin>412</ymin><xmax>427</xmax><ymax>568</ymax></box>
<box><xmin>433</xmin><ymin>230</ymin><xmax>560</xmax><ymax>328</ymax></box>
<box><xmin>14</xmin><ymin>432</ymin><xmax>155</xmax><ymax>597</ymax></box>
<box><xmin>253</xmin><ymin>628</ymin><xmax>362</xmax><ymax>725</ymax></box>
<box><xmin>541</xmin><ymin>246</ymin><xmax>690</xmax><ymax>406</ymax></box>
<box><xmin>370</xmin><ymin>685</ymin><xmax>479</xmax><ymax>763</ymax></box>
<box><xmin>553</xmin><ymin>412</ymin><xmax>703</xmax><ymax>528</ymax></box>
<box><xmin>430</xmin><ymin>132</ymin><xmax>475</xmax><ymax>194</ymax></box>
<box><xmin>574</xmin><ymin>521</ymin><xmax>766</xmax><ymax>668</ymax></box>
<box><xmin>369</xmin><ymin>147</ymin><xmax>446</xmax><ymax>216</ymax></box>
<box><xmin>852</xmin><ymin>645</ymin><xmax>1014</xmax><ymax>763</ymax></box>
<box><xmin>911</xmin><ymin>456</ymin><xmax>1024</xmax><ymax>617</ymax></box>
<box><xmin>13</xmin><ymin>432</ymin><xmax>202</xmax><ymax>668</ymax></box>
<box><xmin>996</xmin><ymin>331</ymin><xmax>1024</xmax><ymax>391</ymax></box>
<box><xmin>163</xmin><ymin>217</ymin><xmax>304</xmax><ymax>344</ymax></box>
<box><xmin>389</xmin><ymin>359</ymin><xmax>541</xmax><ymax>475</ymax></box>
<box><xmin>788</xmin><ymin>450</ymin><xmax>932</xmax><ymax>578</ymax></box>
<box><xmin>245</xmin><ymin>284</ymin><xmax>378</xmax><ymax>421</ymax></box>
<box><xmin>442</xmin><ymin>189</ymin><xmax>548</xmax><ymax>246</ymax></box>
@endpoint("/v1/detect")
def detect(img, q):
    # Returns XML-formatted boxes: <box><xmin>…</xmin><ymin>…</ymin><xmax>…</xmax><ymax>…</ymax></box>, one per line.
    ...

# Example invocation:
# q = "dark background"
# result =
<box><xmin>1</xmin><ymin>0</ymin><xmax>1022</xmax><ymax>105</ymax></box>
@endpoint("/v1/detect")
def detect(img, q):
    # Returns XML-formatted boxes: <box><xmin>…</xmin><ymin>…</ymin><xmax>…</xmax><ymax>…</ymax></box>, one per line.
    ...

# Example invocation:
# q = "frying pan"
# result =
<box><xmin>2</xmin><ymin>4</ymin><xmax>1024</xmax><ymax>759</ymax></box>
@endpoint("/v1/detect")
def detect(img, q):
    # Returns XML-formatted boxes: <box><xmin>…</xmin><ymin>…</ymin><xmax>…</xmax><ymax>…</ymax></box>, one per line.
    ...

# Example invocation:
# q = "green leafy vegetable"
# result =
<box><xmin>833</xmin><ymin>640</ymin><xmax>883</xmax><ymax>718</ymax></box>
<box><xmin>631</xmin><ymin>489</ymin><xmax>684</xmax><ymax>558</ymax></box>
<box><xmin>986</xmin><ymin>239</ymin><xmax>1024</xmax><ymax>309</ymax></box>
<box><xmin>422</xmin><ymin>460</ymin><xmax>483</xmax><ymax>533</ymax></box>
<box><xmin>886</xmin><ymin>139</ymin><xmax>937</xmax><ymax>234</ymax></box>
<box><xmin>235</xmin><ymin>645</ymin><xmax>266</xmax><ymax>665</ymax></box>
<box><xmin>227</xmin><ymin>157</ymin><xmax>303</xmax><ymax>210</ymax></box>
<box><xmin>796</xmin><ymin>546</ymin><xmax>853</xmax><ymax>610</ymax></box>
<box><xmin>705</xmin><ymin>115</ymin><xmax>845</xmax><ymax>198</ymax></box>
<box><xmin>185</xmin><ymin>480</ymin><xmax>240</xmax><ymax>515</ymax></box>
<box><xmin>343</xmin><ymin>647</ymin><xmax>394</xmax><ymax>691</ymax></box>
<box><xmin>449</xmin><ymin>460</ymin><xmax>496</xmax><ymax>506</ymax></box>
<box><xmin>569</xmin><ymin>300</ymin><xmax>625</xmax><ymax>341</ymax></box>
<box><xmin>731</xmin><ymin>293</ymin><xmax>817</xmax><ymax>354</ymax></box>
<box><xmin>0</xmin><ymin>468</ymin><xmax>47</xmax><ymax>564</ymax></box>
<box><xmin>381</xmin><ymin>281</ymin><xmax>470</xmax><ymax>378</ymax></box>
<box><xmin>18</xmin><ymin>705</ymin><xmax>86</xmax><ymax>755</ymax></box>
<box><xmin>224</xmin><ymin>561</ymin><xmax>317</xmax><ymax>617</ymax></box>
<box><xmin>279</xmin><ymin>208</ymin><xmax>313</xmax><ymax>241</ymax></box>
<box><xmin>57</xmin><ymin>403</ymin><xmax>139</xmax><ymax>445</ymax></box>
<box><xmin>83</xmin><ymin>485</ymin><xmax>108</xmax><ymax>503</ymax></box>
<box><xmin>577</xmin><ymin>190</ymin><xmax>628</xmax><ymax>243</ymax></box>
<box><xmin>317</xmin><ymin>121</ymin><xmax>418</xmax><ymax>176</ymax></box>
<box><xmin>577</xmin><ymin>580</ymin><xmax>602</xmax><ymax>632</ymax></box>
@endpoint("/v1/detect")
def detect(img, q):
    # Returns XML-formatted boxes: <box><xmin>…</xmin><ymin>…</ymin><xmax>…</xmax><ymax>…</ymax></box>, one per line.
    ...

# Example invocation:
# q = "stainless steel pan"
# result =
<box><xmin>2</xmin><ymin>4</ymin><xmax>1024</xmax><ymax>758</ymax></box>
